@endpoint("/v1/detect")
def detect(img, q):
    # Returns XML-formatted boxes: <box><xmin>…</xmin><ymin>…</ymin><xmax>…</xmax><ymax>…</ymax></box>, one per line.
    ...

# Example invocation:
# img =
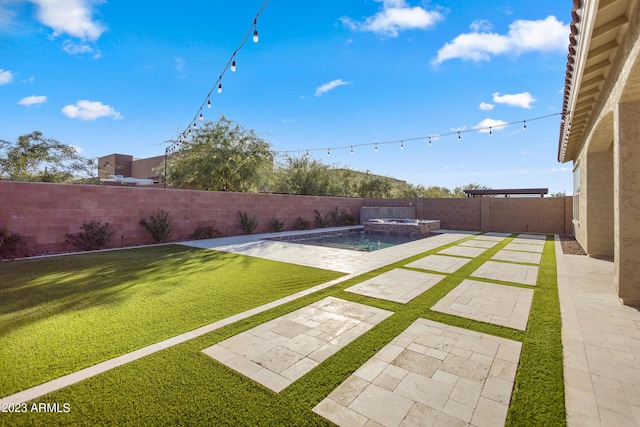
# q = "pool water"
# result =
<box><xmin>284</xmin><ymin>231</ymin><xmax>423</xmax><ymax>252</ymax></box>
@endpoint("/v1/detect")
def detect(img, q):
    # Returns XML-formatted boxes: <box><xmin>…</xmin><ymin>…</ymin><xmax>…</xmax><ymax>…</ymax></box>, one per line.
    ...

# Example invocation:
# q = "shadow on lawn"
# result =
<box><xmin>0</xmin><ymin>245</ymin><xmax>240</xmax><ymax>337</ymax></box>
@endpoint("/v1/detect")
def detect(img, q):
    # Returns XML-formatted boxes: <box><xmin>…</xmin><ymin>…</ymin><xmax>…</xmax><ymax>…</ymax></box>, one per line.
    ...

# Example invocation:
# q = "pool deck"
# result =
<box><xmin>3</xmin><ymin>229</ymin><xmax>639</xmax><ymax>426</ymax></box>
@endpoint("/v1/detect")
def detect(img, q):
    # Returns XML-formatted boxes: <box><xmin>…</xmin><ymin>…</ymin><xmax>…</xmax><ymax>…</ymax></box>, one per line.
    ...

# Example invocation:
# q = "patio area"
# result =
<box><xmin>1</xmin><ymin>228</ymin><xmax>636</xmax><ymax>426</ymax></box>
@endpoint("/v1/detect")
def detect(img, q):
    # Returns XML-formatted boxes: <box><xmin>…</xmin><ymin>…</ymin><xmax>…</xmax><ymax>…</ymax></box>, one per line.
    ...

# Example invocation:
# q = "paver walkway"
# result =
<box><xmin>313</xmin><ymin>318</ymin><xmax>522</xmax><ymax>427</ymax></box>
<box><xmin>556</xmin><ymin>237</ymin><xmax>640</xmax><ymax>426</ymax></box>
<box><xmin>202</xmin><ymin>297</ymin><xmax>393</xmax><ymax>392</ymax></box>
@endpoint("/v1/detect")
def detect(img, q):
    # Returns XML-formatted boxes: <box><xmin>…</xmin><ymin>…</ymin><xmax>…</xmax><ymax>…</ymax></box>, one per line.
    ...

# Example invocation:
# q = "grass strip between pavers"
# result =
<box><xmin>0</xmin><ymin>234</ymin><xmax>565</xmax><ymax>426</ymax></box>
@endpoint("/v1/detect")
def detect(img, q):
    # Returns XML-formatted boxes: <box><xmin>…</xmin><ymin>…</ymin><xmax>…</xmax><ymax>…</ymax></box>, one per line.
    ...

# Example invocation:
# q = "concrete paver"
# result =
<box><xmin>555</xmin><ymin>237</ymin><xmax>640</xmax><ymax>426</ymax></box>
<box><xmin>431</xmin><ymin>280</ymin><xmax>534</xmax><ymax>330</ymax></box>
<box><xmin>503</xmin><ymin>242</ymin><xmax>544</xmax><ymax>253</ymax></box>
<box><xmin>202</xmin><ymin>297</ymin><xmax>393</xmax><ymax>392</ymax></box>
<box><xmin>471</xmin><ymin>261</ymin><xmax>538</xmax><ymax>286</ymax></box>
<box><xmin>313</xmin><ymin>318</ymin><xmax>522</xmax><ymax>427</ymax></box>
<box><xmin>438</xmin><ymin>245</ymin><xmax>487</xmax><ymax>258</ymax></box>
<box><xmin>345</xmin><ymin>269</ymin><xmax>446</xmax><ymax>303</ymax></box>
<box><xmin>491</xmin><ymin>250</ymin><xmax>541</xmax><ymax>265</ymax></box>
<box><xmin>460</xmin><ymin>240</ymin><xmax>499</xmax><ymax>249</ymax></box>
<box><xmin>405</xmin><ymin>254</ymin><xmax>472</xmax><ymax>274</ymax></box>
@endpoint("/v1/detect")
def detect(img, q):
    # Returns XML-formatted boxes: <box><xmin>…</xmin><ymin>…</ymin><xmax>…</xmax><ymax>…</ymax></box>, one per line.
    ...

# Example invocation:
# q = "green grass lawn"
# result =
<box><xmin>1</xmin><ymin>236</ymin><xmax>564</xmax><ymax>426</ymax></box>
<box><xmin>0</xmin><ymin>245</ymin><xmax>344</xmax><ymax>396</ymax></box>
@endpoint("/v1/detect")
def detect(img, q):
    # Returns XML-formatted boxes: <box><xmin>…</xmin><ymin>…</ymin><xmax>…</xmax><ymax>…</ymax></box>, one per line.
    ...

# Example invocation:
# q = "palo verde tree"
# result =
<box><xmin>0</xmin><ymin>131</ymin><xmax>95</xmax><ymax>182</ymax></box>
<box><xmin>164</xmin><ymin>116</ymin><xmax>273</xmax><ymax>192</ymax></box>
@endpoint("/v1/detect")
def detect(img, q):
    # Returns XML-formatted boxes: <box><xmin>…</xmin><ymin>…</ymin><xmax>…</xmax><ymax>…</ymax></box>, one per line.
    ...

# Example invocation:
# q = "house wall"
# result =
<box><xmin>0</xmin><ymin>181</ymin><xmax>573</xmax><ymax>255</ymax></box>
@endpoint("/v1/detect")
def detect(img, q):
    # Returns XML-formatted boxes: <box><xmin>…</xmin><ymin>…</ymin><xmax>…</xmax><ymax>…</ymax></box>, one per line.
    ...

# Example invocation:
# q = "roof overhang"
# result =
<box><xmin>558</xmin><ymin>0</ymin><xmax>634</xmax><ymax>163</ymax></box>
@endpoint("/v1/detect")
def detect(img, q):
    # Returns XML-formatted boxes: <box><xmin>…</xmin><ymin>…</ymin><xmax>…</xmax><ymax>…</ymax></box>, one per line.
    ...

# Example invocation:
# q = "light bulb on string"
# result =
<box><xmin>489</xmin><ymin>127</ymin><xmax>492</xmax><ymax>136</ymax></box>
<box><xmin>199</xmin><ymin>112</ymin><xmax>203</xmax><ymax>121</ymax></box>
<box><xmin>374</xmin><ymin>143</ymin><xmax>378</xmax><ymax>152</ymax></box>
<box><xmin>428</xmin><ymin>137</ymin><xmax>432</xmax><ymax>146</ymax></box>
<box><xmin>253</xmin><ymin>19</ymin><xmax>259</xmax><ymax>42</ymax></box>
<box><xmin>231</xmin><ymin>60</ymin><xmax>237</xmax><ymax>72</ymax></box>
<box><xmin>400</xmin><ymin>141</ymin><xmax>404</xmax><ymax>150</ymax></box>
<box><xmin>193</xmin><ymin>122</ymin><xmax>197</xmax><ymax>129</ymax></box>
<box><xmin>350</xmin><ymin>146</ymin><xmax>354</xmax><ymax>155</ymax></box>
<box><xmin>207</xmin><ymin>99</ymin><xmax>211</xmax><ymax>109</ymax></box>
<box><xmin>305</xmin><ymin>149</ymin><xmax>309</xmax><ymax>158</ymax></box>
<box><xmin>523</xmin><ymin>121</ymin><xmax>527</xmax><ymax>131</ymax></box>
<box><xmin>458</xmin><ymin>131</ymin><xmax>461</xmax><ymax>141</ymax></box>
<box><xmin>218</xmin><ymin>83</ymin><xmax>223</xmax><ymax>94</ymax></box>
<box><xmin>327</xmin><ymin>148</ymin><xmax>330</xmax><ymax>157</ymax></box>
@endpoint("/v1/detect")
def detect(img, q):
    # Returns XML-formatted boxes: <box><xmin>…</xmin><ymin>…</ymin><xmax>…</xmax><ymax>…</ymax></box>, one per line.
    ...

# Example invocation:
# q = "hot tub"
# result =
<box><xmin>364</xmin><ymin>219</ymin><xmax>440</xmax><ymax>238</ymax></box>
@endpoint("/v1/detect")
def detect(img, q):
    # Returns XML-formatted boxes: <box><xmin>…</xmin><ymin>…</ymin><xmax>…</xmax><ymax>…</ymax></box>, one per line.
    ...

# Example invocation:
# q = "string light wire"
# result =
<box><xmin>271</xmin><ymin>113</ymin><xmax>561</xmax><ymax>158</ymax></box>
<box><xmin>169</xmin><ymin>0</ymin><xmax>271</xmax><ymax>152</ymax></box>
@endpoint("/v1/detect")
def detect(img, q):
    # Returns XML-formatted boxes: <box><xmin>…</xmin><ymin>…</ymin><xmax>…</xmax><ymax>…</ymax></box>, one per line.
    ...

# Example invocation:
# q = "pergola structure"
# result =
<box><xmin>463</xmin><ymin>188</ymin><xmax>548</xmax><ymax>198</ymax></box>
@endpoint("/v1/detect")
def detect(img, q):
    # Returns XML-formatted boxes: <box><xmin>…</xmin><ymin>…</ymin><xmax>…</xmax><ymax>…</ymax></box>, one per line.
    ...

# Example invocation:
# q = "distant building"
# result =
<box><xmin>558</xmin><ymin>0</ymin><xmax>640</xmax><ymax>305</ymax></box>
<box><xmin>98</xmin><ymin>154</ymin><xmax>164</xmax><ymax>183</ymax></box>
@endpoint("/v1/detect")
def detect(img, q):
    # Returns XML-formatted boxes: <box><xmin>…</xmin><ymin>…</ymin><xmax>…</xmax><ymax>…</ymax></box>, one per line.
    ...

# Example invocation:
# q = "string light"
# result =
<box><xmin>523</xmin><ymin>120</ymin><xmax>527</xmax><ymax>131</ymax></box>
<box><xmin>199</xmin><ymin>112</ymin><xmax>203</xmax><ymax>121</ymax></box>
<box><xmin>400</xmin><ymin>140</ymin><xmax>404</xmax><ymax>150</ymax></box>
<box><xmin>270</xmin><ymin>113</ymin><xmax>561</xmax><ymax>159</ymax></box>
<box><xmin>253</xmin><ymin>19</ymin><xmax>259</xmax><ymax>43</ymax></box>
<box><xmin>327</xmin><ymin>148</ymin><xmax>330</xmax><ymax>157</ymax></box>
<box><xmin>175</xmin><ymin>0</ymin><xmax>270</xmax><ymax>143</ymax></box>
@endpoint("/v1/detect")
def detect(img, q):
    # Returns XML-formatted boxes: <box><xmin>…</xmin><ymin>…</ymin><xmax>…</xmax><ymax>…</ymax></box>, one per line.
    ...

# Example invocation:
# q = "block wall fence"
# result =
<box><xmin>0</xmin><ymin>181</ymin><xmax>573</xmax><ymax>254</ymax></box>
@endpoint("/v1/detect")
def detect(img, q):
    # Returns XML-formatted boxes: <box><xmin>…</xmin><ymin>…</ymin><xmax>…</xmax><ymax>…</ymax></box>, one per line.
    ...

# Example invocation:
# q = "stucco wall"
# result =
<box><xmin>0</xmin><ymin>181</ymin><xmax>363</xmax><ymax>253</ymax></box>
<box><xmin>0</xmin><ymin>182</ymin><xmax>573</xmax><ymax>255</ymax></box>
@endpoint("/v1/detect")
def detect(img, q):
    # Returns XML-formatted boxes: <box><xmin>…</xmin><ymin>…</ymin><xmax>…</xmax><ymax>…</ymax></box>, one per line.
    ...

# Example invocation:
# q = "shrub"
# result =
<box><xmin>270</xmin><ymin>218</ymin><xmax>285</xmax><ymax>232</ymax></box>
<box><xmin>189</xmin><ymin>226</ymin><xmax>221</xmax><ymax>240</ymax></box>
<box><xmin>314</xmin><ymin>209</ymin><xmax>330</xmax><ymax>228</ymax></box>
<box><xmin>139</xmin><ymin>209</ymin><xmax>173</xmax><ymax>243</ymax></box>
<box><xmin>292</xmin><ymin>217</ymin><xmax>311</xmax><ymax>230</ymax></box>
<box><xmin>65</xmin><ymin>221</ymin><xmax>115</xmax><ymax>251</ymax></box>
<box><xmin>239</xmin><ymin>211</ymin><xmax>258</xmax><ymax>235</ymax></box>
<box><xmin>0</xmin><ymin>227</ymin><xmax>28</xmax><ymax>259</ymax></box>
<box><xmin>331</xmin><ymin>208</ymin><xmax>357</xmax><ymax>226</ymax></box>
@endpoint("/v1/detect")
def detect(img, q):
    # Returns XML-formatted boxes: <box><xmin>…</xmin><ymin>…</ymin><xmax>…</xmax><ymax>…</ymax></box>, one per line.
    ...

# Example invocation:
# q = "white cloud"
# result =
<box><xmin>174</xmin><ymin>57</ymin><xmax>186</xmax><ymax>72</ymax></box>
<box><xmin>69</xmin><ymin>144</ymin><xmax>84</xmax><ymax>153</ymax></box>
<box><xmin>62</xmin><ymin>40</ymin><xmax>101</xmax><ymax>58</ymax></box>
<box><xmin>341</xmin><ymin>0</ymin><xmax>443</xmax><ymax>37</ymax></box>
<box><xmin>479</xmin><ymin>102</ymin><xmax>494</xmax><ymax>111</ymax></box>
<box><xmin>28</xmin><ymin>0</ymin><xmax>106</xmax><ymax>40</ymax></box>
<box><xmin>469</xmin><ymin>19</ymin><xmax>492</xmax><ymax>32</ymax></box>
<box><xmin>62</xmin><ymin>100</ymin><xmax>122</xmax><ymax>121</ymax></box>
<box><xmin>493</xmin><ymin>91</ymin><xmax>536</xmax><ymax>109</ymax></box>
<box><xmin>315</xmin><ymin>79</ymin><xmax>351</xmax><ymax>97</ymax></box>
<box><xmin>18</xmin><ymin>95</ymin><xmax>47</xmax><ymax>106</ymax></box>
<box><xmin>433</xmin><ymin>15</ymin><xmax>568</xmax><ymax>64</ymax></box>
<box><xmin>474</xmin><ymin>118</ymin><xmax>508</xmax><ymax>133</ymax></box>
<box><xmin>0</xmin><ymin>68</ymin><xmax>14</xmax><ymax>84</ymax></box>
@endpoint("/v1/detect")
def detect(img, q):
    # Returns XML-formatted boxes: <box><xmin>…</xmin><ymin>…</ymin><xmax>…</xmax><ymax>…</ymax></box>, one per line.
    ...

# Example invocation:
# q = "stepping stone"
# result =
<box><xmin>471</xmin><ymin>261</ymin><xmax>538</xmax><ymax>286</ymax></box>
<box><xmin>484</xmin><ymin>232</ymin><xmax>511</xmax><ymax>237</ymax></box>
<box><xmin>504</xmin><ymin>243</ymin><xmax>544</xmax><ymax>253</ymax></box>
<box><xmin>516</xmin><ymin>233</ymin><xmax>547</xmax><ymax>240</ymax></box>
<box><xmin>460</xmin><ymin>240</ymin><xmax>499</xmax><ymax>249</ymax></box>
<box><xmin>439</xmin><ymin>245</ymin><xmax>487</xmax><ymax>258</ymax></box>
<box><xmin>313</xmin><ymin>318</ymin><xmax>522</xmax><ymax>427</ymax></box>
<box><xmin>475</xmin><ymin>235</ymin><xmax>506</xmax><ymax>242</ymax></box>
<box><xmin>492</xmin><ymin>250</ymin><xmax>541</xmax><ymax>265</ymax></box>
<box><xmin>345</xmin><ymin>269</ymin><xmax>446</xmax><ymax>304</ymax></box>
<box><xmin>511</xmin><ymin>238</ymin><xmax>545</xmax><ymax>246</ymax></box>
<box><xmin>406</xmin><ymin>255</ymin><xmax>472</xmax><ymax>274</ymax></box>
<box><xmin>431</xmin><ymin>279</ymin><xmax>534</xmax><ymax>330</ymax></box>
<box><xmin>202</xmin><ymin>297</ymin><xmax>392</xmax><ymax>392</ymax></box>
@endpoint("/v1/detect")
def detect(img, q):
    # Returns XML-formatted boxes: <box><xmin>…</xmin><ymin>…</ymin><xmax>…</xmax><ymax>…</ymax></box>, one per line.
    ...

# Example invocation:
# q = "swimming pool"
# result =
<box><xmin>277</xmin><ymin>231</ymin><xmax>423</xmax><ymax>252</ymax></box>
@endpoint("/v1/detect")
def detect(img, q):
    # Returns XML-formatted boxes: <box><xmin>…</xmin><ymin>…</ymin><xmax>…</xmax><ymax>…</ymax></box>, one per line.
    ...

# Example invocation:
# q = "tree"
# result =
<box><xmin>550</xmin><ymin>191</ymin><xmax>567</xmax><ymax>197</ymax></box>
<box><xmin>0</xmin><ymin>131</ymin><xmax>95</xmax><ymax>182</ymax></box>
<box><xmin>452</xmin><ymin>182</ymin><xmax>491</xmax><ymax>198</ymax></box>
<box><xmin>164</xmin><ymin>116</ymin><xmax>273</xmax><ymax>192</ymax></box>
<box><xmin>271</xmin><ymin>156</ymin><xmax>337</xmax><ymax>196</ymax></box>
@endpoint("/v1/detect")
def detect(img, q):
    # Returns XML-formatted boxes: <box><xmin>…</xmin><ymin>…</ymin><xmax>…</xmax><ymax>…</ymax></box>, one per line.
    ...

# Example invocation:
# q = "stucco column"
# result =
<box><xmin>586</xmin><ymin>149</ymin><xmax>614</xmax><ymax>258</ymax></box>
<box><xmin>614</xmin><ymin>101</ymin><xmax>640</xmax><ymax>305</ymax></box>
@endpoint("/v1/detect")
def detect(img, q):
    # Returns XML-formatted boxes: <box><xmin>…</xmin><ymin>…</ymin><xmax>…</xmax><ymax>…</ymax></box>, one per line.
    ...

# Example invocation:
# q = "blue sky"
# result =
<box><xmin>1</xmin><ymin>0</ymin><xmax>573</xmax><ymax>193</ymax></box>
